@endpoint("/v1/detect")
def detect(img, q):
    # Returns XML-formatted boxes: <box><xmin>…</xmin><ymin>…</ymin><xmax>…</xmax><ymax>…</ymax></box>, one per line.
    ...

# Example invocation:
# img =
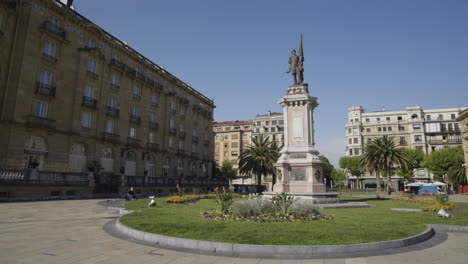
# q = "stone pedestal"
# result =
<box><xmin>266</xmin><ymin>84</ymin><xmax>338</xmax><ymax>203</ymax></box>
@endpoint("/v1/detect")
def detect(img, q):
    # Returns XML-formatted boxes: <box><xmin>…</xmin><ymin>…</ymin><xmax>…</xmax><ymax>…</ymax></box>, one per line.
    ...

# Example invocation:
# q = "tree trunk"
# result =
<box><xmin>386</xmin><ymin>166</ymin><xmax>392</xmax><ymax>190</ymax></box>
<box><xmin>257</xmin><ymin>173</ymin><xmax>262</xmax><ymax>194</ymax></box>
<box><xmin>375</xmin><ymin>169</ymin><xmax>382</xmax><ymax>191</ymax></box>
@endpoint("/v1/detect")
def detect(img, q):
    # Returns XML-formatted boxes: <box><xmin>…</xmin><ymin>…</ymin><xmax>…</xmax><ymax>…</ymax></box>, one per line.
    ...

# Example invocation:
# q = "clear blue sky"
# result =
<box><xmin>75</xmin><ymin>0</ymin><xmax>468</xmax><ymax>166</ymax></box>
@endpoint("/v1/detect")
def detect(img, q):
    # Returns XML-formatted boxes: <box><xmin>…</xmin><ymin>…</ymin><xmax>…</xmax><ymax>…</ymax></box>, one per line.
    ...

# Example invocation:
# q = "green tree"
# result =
<box><xmin>331</xmin><ymin>169</ymin><xmax>346</xmax><ymax>187</ymax></box>
<box><xmin>339</xmin><ymin>156</ymin><xmax>362</xmax><ymax>188</ymax></box>
<box><xmin>318</xmin><ymin>155</ymin><xmax>334</xmax><ymax>187</ymax></box>
<box><xmin>396</xmin><ymin>148</ymin><xmax>425</xmax><ymax>183</ymax></box>
<box><xmin>238</xmin><ymin>136</ymin><xmax>280</xmax><ymax>193</ymax></box>
<box><xmin>212</xmin><ymin>161</ymin><xmax>222</xmax><ymax>179</ymax></box>
<box><xmin>360</xmin><ymin>136</ymin><xmax>408</xmax><ymax>191</ymax></box>
<box><xmin>447</xmin><ymin>164</ymin><xmax>467</xmax><ymax>186</ymax></box>
<box><xmin>220</xmin><ymin>160</ymin><xmax>238</xmax><ymax>184</ymax></box>
<box><xmin>424</xmin><ymin>146</ymin><xmax>464</xmax><ymax>182</ymax></box>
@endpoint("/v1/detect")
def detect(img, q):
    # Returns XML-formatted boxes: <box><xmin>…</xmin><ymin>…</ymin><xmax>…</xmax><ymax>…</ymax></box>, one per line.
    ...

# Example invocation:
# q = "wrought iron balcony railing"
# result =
<box><xmin>41</xmin><ymin>21</ymin><xmax>67</xmax><ymax>40</ymax></box>
<box><xmin>130</xmin><ymin>115</ymin><xmax>141</xmax><ymax>124</ymax></box>
<box><xmin>106</xmin><ymin>106</ymin><xmax>120</xmax><ymax>117</ymax></box>
<box><xmin>82</xmin><ymin>96</ymin><xmax>97</xmax><ymax>108</ymax></box>
<box><xmin>35</xmin><ymin>82</ymin><xmax>56</xmax><ymax>97</ymax></box>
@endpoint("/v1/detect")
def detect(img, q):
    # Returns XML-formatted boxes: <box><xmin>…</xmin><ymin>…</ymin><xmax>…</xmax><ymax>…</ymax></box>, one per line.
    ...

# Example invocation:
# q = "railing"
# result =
<box><xmin>179</xmin><ymin>131</ymin><xmax>186</xmax><ymax>139</ymax></box>
<box><xmin>87</xmin><ymin>70</ymin><xmax>98</xmax><ymax>78</ymax></box>
<box><xmin>130</xmin><ymin>115</ymin><xmax>141</xmax><ymax>124</ymax></box>
<box><xmin>146</xmin><ymin>142</ymin><xmax>159</xmax><ymax>152</ymax></box>
<box><xmin>26</xmin><ymin>115</ymin><xmax>56</xmax><ymax>129</ymax></box>
<box><xmin>0</xmin><ymin>170</ymin><xmax>88</xmax><ymax>186</ymax></box>
<box><xmin>428</xmin><ymin>139</ymin><xmax>462</xmax><ymax>144</ymax></box>
<box><xmin>42</xmin><ymin>53</ymin><xmax>57</xmax><ymax>62</ymax></box>
<box><xmin>169</xmin><ymin>128</ymin><xmax>177</xmax><ymax>134</ymax></box>
<box><xmin>82</xmin><ymin>96</ymin><xmax>97</xmax><ymax>108</ymax></box>
<box><xmin>127</xmin><ymin>137</ymin><xmax>141</xmax><ymax>147</ymax></box>
<box><xmin>35</xmin><ymin>82</ymin><xmax>56</xmax><ymax>96</ymax></box>
<box><xmin>41</xmin><ymin>21</ymin><xmax>67</xmax><ymax>40</ymax></box>
<box><xmin>203</xmin><ymin>140</ymin><xmax>209</xmax><ymax>146</ymax></box>
<box><xmin>177</xmin><ymin>149</ymin><xmax>187</xmax><ymax>156</ymax></box>
<box><xmin>110</xmin><ymin>83</ymin><xmax>120</xmax><ymax>89</ymax></box>
<box><xmin>124</xmin><ymin>176</ymin><xmax>227</xmax><ymax>188</ymax></box>
<box><xmin>136</xmin><ymin>72</ymin><xmax>146</xmax><ymax>82</ymax></box>
<box><xmin>107</xmin><ymin>106</ymin><xmax>120</xmax><ymax>117</ymax></box>
<box><xmin>110</xmin><ymin>59</ymin><xmax>126</xmax><ymax>71</ymax></box>
<box><xmin>149</xmin><ymin>121</ymin><xmax>159</xmax><ymax>129</ymax></box>
<box><xmin>191</xmin><ymin>152</ymin><xmax>199</xmax><ymax>159</ymax></box>
<box><xmin>101</xmin><ymin>132</ymin><xmax>120</xmax><ymax>144</ymax></box>
<box><xmin>192</xmin><ymin>136</ymin><xmax>199</xmax><ymax>143</ymax></box>
<box><xmin>399</xmin><ymin>141</ymin><xmax>407</xmax><ymax>146</ymax></box>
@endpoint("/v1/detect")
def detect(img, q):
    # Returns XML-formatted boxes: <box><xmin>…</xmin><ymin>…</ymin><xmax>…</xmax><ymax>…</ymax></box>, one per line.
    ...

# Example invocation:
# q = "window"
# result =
<box><xmin>271</xmin><ymin>127</ymin><xmax>276</xmax><ymax>132</ymax></box>
<box><xmin>224</xmin><ymin>151</ymin><xmax>228</xmax><ymax>157</ymax></box>
<box><xmin>105</xmin><ymin>120</ymin><xmax>113</xmax><ymax>133</ymax></box>
<box><xmin>348</xmin><ymin>128</ymin><xmax>351</xmax><ymax>134</ymax></box>
<box><xmin>111</xmin><ymin>74</ymin><xmax>119</xmax><ymax>88</ymax></box>
<box><xmin>366</xmin><ymin>128</ymin><xmax>371</xmax><ymax>132</ymax></box>
<box><xmin>441</xmin><ymin>124</ymin><xmax>447</xmax><ymax>131</ymax></box>
<box><xmin>279</xmin><ymin>120</ymin><xmax>284</xmax><ymax>125</ymax></box>
<box><xmin>40</xmin><ymin>71</ymin><xmax>53</xmax><ymax>86</ymax></box>
<box><xmin>352</xmin><ymin>128</ymin><xmax>358</xmax><ymax>134</ymax></box>
<box><xmin>151</xmin><ymin>94</ymin><xmax>157</xmax><ymax>105</ymax></box>
<box><xmin>367</xmin><ymin>138</ymin><xmax>372</xmax><ymax>143</ymax></box>
<box><xmin>354</xmin><ymin>149</ymin><xmax>360</xmax><ymax>155</ymax></box>
<box><xmin>278</xmin><ymin>127</ymin><xmax>284</xmax><ymax>132</ymax></box>
<box><xmin>388</xmin><ymin>127</ymin><xmax>392</xmax><ymax>131</ymax></box>
<box><xmin>354</xmin><ymin>118</ymin><xmax>358</xmax><ymax>122</ymax></box>
<box><xmin>382</xmin><ymin>127</ymin><xmax>387</xmax><ymax>131</ymax></box>
<box><xmin>129</xmin><ymin>127</ymin><xmax>136</xmax><ymax>138</ymax></box>
<box><xmin>150</xmin><ymin>113</ymin><xmax>156</xmax><ymax>123</ymax></box>
<box><xmin>168</xmin><ymin>137</ymin><xmax>174</xmax><ymax>148</ymax></box>
<box><xmin>170</xmin><ymin>101</ymin><xmax>176</xmax><ymax>112</ymax></box>
<box><xmin>224</xmin><ymin>135</ymin><xmax>228</xmax><ymax>140</ymax></box>
<box><xmin>272</xmin><ymin>121</ymin><xmax>277</xmax><ymax>125</ymax></box>
<box><xmin>349</xmin><ymin>149</ymin><xmax>353</xmax><ymax>155</ymax></box>
<box><xmin>113</xmin><ymin>54</ymin><xmax>120</xmax><ymax>62</ymax></box>
<box><xmin>43</xmin><ymin>40</ymin><xmax>56</xmax><ymax>59</ymax></box>
<box><xmin>178</xmin><ymin>140</ymin><xmax>183</xmax><ymax>150</ymax></box>
<box><xmin>353</xmin><ymin>138</ymin><xmax>358</xmax><ymax>144</ymax></box>
<box><xmin>376</xmin><ymin>118</ymin><xmax>380</xmax><ymax>122</ymax></box>
<box><xmin>451</xmin><ymin>113</ymin><xmax>456</xmax><ymax>120</ymax></box>
<box><xmin>48</xmin><ymin>16</ymin><xmax>60</xmax><ymax>30</ymax></box>
<box><xmin>84</xmin><ymin>85</ymin><xmax>94</xmax><ymax>98</ymax></box>
<box><xmin>231</xmin><ymin>134</ymin><xmax>238</xmax><ymax>139</ymax></box>
<box><xmin>348</xmin><ymin>138</ymin><xmax>352</xmax><ymax>144</ymax></box>
<box><xmin>35</xmin><ymin>101</ymin><xmax>48</xmax><ymax>118</ymax></box>
<box><xmin>130</xmin><ymin>106</ymin><xmax>138</xmax><ymax>117</ymax></box>
<box><xmin>454</xmin><ymin>123</ymin><xmax>460</xmax><ymax>131</ymax></box>
<box><xmin>414</xmin><ymin>135</ymin><xmax>422</xmax><ymax>142</ymax></box>
<box><xmin>255</xmin><ymin>128</ymin><xmax>260</xmax><ymax>133</ymax></box>
<box><xmin>132</xmin><ymin>85</ymin><xmax>140</xmax><ymax>98</ymax></box>
<box><xmin>264</xmin><ymin>127</ymin><xmax>269</xmax><ymax>132</ymax></box>
<box><xmin>108</xmin><ymin>96</ymin><xmax>117</xmax><ymax>107</ymax></box>
<box><xmin>87</xmin><ymin>39</ymin><xmax>95</xmax><ymax>48</ymax></box>
<box><xmin>399</xmin><ymin>137</ymin><xmax>406</xmax><ymax>145</ymax></box>
<box><xmin>397</xmin><ymin>116</ymin><xmax>402</xmax><ymax>120</ymax></box>
<box><xmin>265</xmin><ymin>121</ymin><xmax>270</xmax><ymax>125</ymax></box>
<box><xmin>81</xmin><ymin>112</ymin><xmax>91</xmax><ymax>128</ymax></box>
<box><xmin>398</xmin><ymin>126</ymin><xmax>405</xmax><ymax>131</ymax></box>
<box><xmin>438</xmin><ymin>114</ymin><xmax>443</xmax><ymax>120</ymax></box>
<box><xmin>413</xmin><ymin>124</ymin><xmax>421</xmax><ymax>130</ymax></box>
<box><xmin>448</xmin><ymin>123</ymin><xmax>453</xmax><ymax>131</ymax></box>
<box><xmin>181</xmin><ymin>107</ymin><xmax>185</xmax><ymax>116</ymax></box>
<box><xmin>88</xmin><ymin>60</ymin><xmax>97</xmax><ymax>74</ymax></box>
<box><xmin>426</xmin><ymin>115</ymin><xmax>431</xmax><ymax>121</ymax></box>
<box><xmin>365</xmin><ymin>118</ymin><xmax>370</xmax><ymax>122</ymax></box>
<box><xmin>386</xmin><ymin>117</ymin><xmax>390</xmax><ymax>121</ymax></box>
<box><xmin>378</xmin><ymin>127</ymin><xmax>382</xmax><ymax>132</ymax></box>
<box><xmin>231</xmin><ymin>142</ymin><xmax>238</xmax><ymax>148</ymax></box>
<box><xmin>231</xmin><ymin>151</ymin><xmax>238</xmax><ymax>156</ymax></box>
<box><xmin>411</xmin><ymin>114</ymin><xmax>418</xmax><ymax>119</ymax></box>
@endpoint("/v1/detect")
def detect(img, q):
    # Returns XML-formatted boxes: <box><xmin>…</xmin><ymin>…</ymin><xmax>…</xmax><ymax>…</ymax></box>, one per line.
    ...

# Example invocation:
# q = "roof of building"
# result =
<box><xmin>213</xmin><ymin>120</ymin><xmax>253</xmax><ymax>126</ymax></box>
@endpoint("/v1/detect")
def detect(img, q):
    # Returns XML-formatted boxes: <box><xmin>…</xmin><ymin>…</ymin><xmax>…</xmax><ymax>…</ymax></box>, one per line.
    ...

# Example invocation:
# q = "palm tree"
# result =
<box><xmin>238</xmin><ymin>136</ymin><xmax>280</xmax><ymax>193</ymax></box>
<box><xmin>360</xmin><ymin>136</ymin><xmax>408</xmax><ymax>191</ymax></box>
<box><xmin>447</xmin><ymin>164</ymin><xmax>467</xmax><ymax>186</ymax></box>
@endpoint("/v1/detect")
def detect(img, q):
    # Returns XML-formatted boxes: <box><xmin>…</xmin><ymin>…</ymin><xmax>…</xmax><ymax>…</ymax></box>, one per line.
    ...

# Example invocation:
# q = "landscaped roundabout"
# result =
<box><xmin>116</xmin><ymin>191</ymin><xmax>468</xmax><ymax>258</ymax></box>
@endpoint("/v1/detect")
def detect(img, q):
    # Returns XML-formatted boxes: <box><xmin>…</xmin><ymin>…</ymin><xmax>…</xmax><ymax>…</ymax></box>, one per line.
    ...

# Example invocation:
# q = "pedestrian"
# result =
<box><xmin>387</xmin><ymin>185</ymin><xmax>392</xmax><ymax>196</ymax></box>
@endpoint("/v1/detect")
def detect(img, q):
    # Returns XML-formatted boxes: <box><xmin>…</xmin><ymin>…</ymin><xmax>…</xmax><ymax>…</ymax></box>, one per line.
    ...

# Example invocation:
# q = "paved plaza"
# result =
<box><xmin>0</xmin><ymin>199</ymin><xmax>467</xmax><ymax>264</ymax></box>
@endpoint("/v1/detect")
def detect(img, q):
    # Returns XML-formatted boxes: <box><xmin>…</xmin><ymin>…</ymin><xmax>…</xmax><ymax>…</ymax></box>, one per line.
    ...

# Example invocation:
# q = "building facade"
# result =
<box><xmin>345</xmin><ymin>106</ymin><xmax>467</xmax><ymax>187</ymax></box>
<box><xmin>252</xmin><ymin>111</ymin><xmax>285</xmax><ymax>143</ymax></box>
<box><xmin>457</xmin><ymin>108</ymin><xmax>468</xmax><ymax>181</ymax></box>
<box><xmin>0</xmin><ymin>0</ymin><xmax>224</xmax><ymax>198</ymax></box>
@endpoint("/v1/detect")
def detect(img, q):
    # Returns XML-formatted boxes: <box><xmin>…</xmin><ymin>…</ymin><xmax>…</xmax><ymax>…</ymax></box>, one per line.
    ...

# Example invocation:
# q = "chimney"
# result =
<box><xmin>67</xmin><ymin>0</ymin><xmax>74</xmax><ymax>7</ymax></box>
<box><xmin>268</xmin><ymin>110</ymin><xmax>271</xmax><ymax>116</ymax></box>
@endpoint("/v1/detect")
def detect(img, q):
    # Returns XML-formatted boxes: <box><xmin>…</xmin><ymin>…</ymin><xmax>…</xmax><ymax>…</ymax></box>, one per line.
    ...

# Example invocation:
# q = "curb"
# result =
<box><xmin>115</xmin><ymin>218</ymin><xmax>436</xmax><ymax>258</ymax></box>
<box><xmin>429</xmin><ymin>224</ymin><xmax>468</xmax><ymax>232</ymax></box>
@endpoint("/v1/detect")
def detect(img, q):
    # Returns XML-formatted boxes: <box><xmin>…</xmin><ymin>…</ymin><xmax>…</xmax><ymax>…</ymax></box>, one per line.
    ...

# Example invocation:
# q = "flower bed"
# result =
<box><xmin>200</xmin><ymin>209</ymin><xmax>333</xmax><ymax>223</ymax></box>
<box><xmin>391</xmin><ymin>197</ymin><xmax>456</xmax><ymax>211</ymax></box>
<box><xmin>166</xmin><ymin>193</ymin><xmax>241</xmax><ymax>203</ymax></box>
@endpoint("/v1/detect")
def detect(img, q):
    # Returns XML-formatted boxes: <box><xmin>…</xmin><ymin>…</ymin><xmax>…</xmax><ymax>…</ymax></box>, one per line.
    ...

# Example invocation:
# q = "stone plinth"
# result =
<box><xmin>263</xmin><ymin>192</ymin><xmax>339</xmax><ymax>204</ymax></box>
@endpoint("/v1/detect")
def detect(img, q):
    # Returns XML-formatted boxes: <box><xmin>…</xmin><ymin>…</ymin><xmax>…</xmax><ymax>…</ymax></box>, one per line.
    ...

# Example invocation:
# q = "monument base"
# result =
<box><xmin>263</xmin><ymin>192</ymin><xmax>339</xmax><ymax>204</ymax></box>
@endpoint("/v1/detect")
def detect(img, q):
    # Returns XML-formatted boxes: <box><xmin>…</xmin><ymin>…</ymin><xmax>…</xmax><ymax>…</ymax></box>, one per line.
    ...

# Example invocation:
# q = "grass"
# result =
<box><xmin>120</xmin><ymin>196</ymin><xmax>468</xmax><ymax>245</ymax></box>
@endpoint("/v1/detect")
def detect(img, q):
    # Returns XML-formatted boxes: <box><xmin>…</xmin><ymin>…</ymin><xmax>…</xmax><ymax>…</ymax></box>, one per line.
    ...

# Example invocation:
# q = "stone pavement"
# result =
<box><xmin>0</xmin><ymin>200</ymin><xmax>467</xmax><ymax>264</ymax></box>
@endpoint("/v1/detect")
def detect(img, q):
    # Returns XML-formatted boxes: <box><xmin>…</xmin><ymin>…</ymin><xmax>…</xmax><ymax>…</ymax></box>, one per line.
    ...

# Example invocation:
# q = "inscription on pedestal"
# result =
<box><xmin>291</xmin><ymin>168</ymin><xmax>306</xmax><ymax>181</ymax></box>
<box><xmin>290</xmin><ymin>153</ymin><xmax>307</xmax><ymax>159</ymax></box>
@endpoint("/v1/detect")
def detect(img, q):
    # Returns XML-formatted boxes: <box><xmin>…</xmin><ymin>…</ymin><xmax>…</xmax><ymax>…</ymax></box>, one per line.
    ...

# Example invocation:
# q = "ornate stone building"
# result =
<box><xmin>457</xmin><ymin>108</ymin><xmax>468</xmax><ymax>181</ymax></box>
<box><xmin>0</xmin><ymin>0</ymin><xmax>223</xmax><ymax>198</ymax></box>
<box><xmin>345</xmin><ymin>106</ymin><xmax>467</xmax><ymax>188</ymax></box>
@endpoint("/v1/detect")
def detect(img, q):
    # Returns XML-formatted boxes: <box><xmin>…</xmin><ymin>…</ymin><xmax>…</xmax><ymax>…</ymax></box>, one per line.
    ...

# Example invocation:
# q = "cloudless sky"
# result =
<box><xmin>74</xmin><ymin>0</ymin><xmax>468</xmax><ymax>166</ymax></box>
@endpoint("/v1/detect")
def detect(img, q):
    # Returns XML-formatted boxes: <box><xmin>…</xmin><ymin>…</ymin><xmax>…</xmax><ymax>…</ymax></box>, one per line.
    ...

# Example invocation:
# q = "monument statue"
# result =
<box><xmin>287</xmin><ymin>35</ymin><xmax>304</xmax><ymax>85</ymax></box>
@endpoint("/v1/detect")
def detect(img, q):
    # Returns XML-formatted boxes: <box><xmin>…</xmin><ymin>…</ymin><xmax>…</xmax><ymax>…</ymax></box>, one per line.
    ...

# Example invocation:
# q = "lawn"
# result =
<box><xmin>120</xmin><ymin>196</ymin><xmax>468</xmax><ymax>245</ymax></box>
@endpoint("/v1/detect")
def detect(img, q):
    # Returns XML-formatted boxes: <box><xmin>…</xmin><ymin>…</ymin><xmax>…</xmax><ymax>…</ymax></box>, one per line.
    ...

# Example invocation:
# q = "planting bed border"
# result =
<box><xmin>114</xmin><ymin>217</ymin><xmax>436</xmax><ymax>258</ymax></box>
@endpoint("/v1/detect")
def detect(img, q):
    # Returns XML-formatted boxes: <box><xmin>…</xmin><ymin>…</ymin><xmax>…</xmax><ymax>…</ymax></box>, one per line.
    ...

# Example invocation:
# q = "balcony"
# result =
<box><xmin>35</xmin><ymin>82</ymin><xmax>56</xmax><ymax>97</ymax></box>
<box><xmin>202</xmin><ymin>154</ymin><xmax>211</xmax><ymax>161</ymax></box>
<box><xmin>87</xmin><ymin>70</ymin><xmax>98</xmax><ymax>78</ymax></box>
<box><xmin>42</xmin><ymin>53</ymin><xmax>57</xmax><ymax>62</ymax></box>
<box><xmin>41</xmin><ymin>21</ymin><xmax>67</xmax><ymax>40</ymax></box>
<box><xmin>110</xmin><ymin>59</ymin><xmax>126</xmax><ymax>71</ymax></box>
<box><xmin>191</xmin><ymin>152</ymin><xmax>200</xmax><ymax>159</ymax></box>
<box><xmin>101</xmin><ymin>132</ymin><xmax>120</xmax><ymax>144</ymax></box>
<box><xmin>26</xmin><ymin>115</ymin><xmax>56</xmax><ymax>129</ymax></box>
<box><xmin>428</xmin><ymin>139</ymin><xmax>462</xmax><ymax>145</ymax></box>
<box><xmin>179</xmin><ymin>131</ymin><xmax>186</xmax><ymax>139</ymax></box>
<box><xmin>106</xmin><ymin>106</ymin><xmax>120</xmax><ymax>117</ymax></box>
<box><xmin>193</xmin><ymin>120</ymin><xmax>199</xmax><ymax>126</ymax></box>
<box><xmin>177</xmin><ymin>149</ymin><xmax>187</xmax><ymax>156</ymax></box>
<box><xmin>146</xmin><ymin>142</ymin><xmax>159</xmax><ymax>152</ymax></box>
<box><xmin>127</xmin><ymin>137</ymin><xmax>141</xmax><ymax>148</ymax></box>
<box><xmin>149</xmin><ymin>121</ymin><xmax>159</xmax><ymax>130</ymax></box>
<box><xmin>192</xmin><ymin>136</ymin><xmax>199</xmax><ymax>143</ymax></box>
<box><xmin>203</xmin><ymin>140</ymin><xmax>210</xmax><ymax>146</ymax></box>
<box><xmin>126</xmin><ymin>67</ymin><xmax>136</xmax><ymax>77</ymax></box>
<box><xmin>82</xmin><ymin>96</ymin><xmax>97</xmax><ymax>108</ymax></box>
<box><xmin>136</xmin><ymin>72</ymin><xmax>146</xmax><ymax>82</ymax></box>
<box><xmin>151</xmin><ymin>102</ymin><xmax>159</xmax><ymax>108</ymax></box>
<box><xmin>130</xmin><ymin>115</ymin><xmax>141</xmax><ymax>124</ymax></box>
<box><xmin>169</xmin><ymin>127</ymin><xmax>177</xmax><ymax>134</ymax></box>
<box><xmin>132</xmin><ymin>94</ymin><xmax>141</xmax><ymax>100</ymax></box>
<box><xmin>399</xmin><ymin>141</ymin><xmax>408</xmax><ymax>146</ymax></box>
<box><xmin>110</xmin><ymin>83</ymin><xmax>120</xmax><ymax>89</ymax></box>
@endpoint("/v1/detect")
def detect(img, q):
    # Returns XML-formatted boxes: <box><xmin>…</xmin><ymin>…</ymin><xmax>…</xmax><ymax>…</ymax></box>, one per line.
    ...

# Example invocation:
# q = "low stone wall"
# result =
<box><xmin>115</xmin><ymin>218</ymin><xmax>435</xmax><ymax>258</ymax></box>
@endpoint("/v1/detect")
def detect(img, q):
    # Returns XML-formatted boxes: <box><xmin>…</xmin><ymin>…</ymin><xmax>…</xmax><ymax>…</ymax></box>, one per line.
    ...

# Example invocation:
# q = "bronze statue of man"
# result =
<box><xmin>287</xmin><ymin>49</ymin><xmax>304</xmax><ymax>85</ymax></box>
